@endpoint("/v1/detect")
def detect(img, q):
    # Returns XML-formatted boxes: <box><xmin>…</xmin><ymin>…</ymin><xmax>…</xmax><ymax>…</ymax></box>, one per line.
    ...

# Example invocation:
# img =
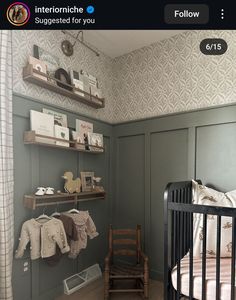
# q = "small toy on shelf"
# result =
<box><xmin>62</xmin><ymin>171</ymin><xmax>81</xmax><ymax>194</ymax></box>
<box><xmin>93</xmin><ymin>177</ymin><xmax>104</xmax><ymax>192</ymax></box>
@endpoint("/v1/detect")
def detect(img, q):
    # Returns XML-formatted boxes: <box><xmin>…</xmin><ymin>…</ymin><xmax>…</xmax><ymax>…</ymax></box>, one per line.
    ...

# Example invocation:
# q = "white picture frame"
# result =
<box><xmin>87</xmin><ymin>132</ymin><xmax>104</xmax><ymax>152</ymax></box>
<box><xmin>72</xmin><ymin>131</ymin><xmax>85</xmax><ymax>150</ymax></box>
<box><xmin>81</xmin><ymin>172</ymin><xmax>94</xmax><ymax>192</ymax></box>
<box><xmin>54</xmin><ymin>125</ymin><xmax>69</xmax><ymax>147</ymax></box>
<box><xmin>34</xmin><ymin>45</ymin><xmax>60</xmax><ymax>73</ymax></box>
<box><xmin>76</xmin><ymin>120</ymin><xmax>93</xmax><ymax>136</ymax></box>
<box><xmin>43</xmin><ymin>108</ymin><xmax>68</xmax><ymax>127</ymax></box>
<box><xmin>30</xmin><ymin>110</ymin><xmax>54</xmax><ymax>144</ymax></box>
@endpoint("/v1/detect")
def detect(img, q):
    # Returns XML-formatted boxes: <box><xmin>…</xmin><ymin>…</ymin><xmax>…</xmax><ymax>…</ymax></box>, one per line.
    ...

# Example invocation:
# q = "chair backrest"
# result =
<box><xmin>109</xmin><ymin>224</ymin><xmax>142</xmax><ymax>264</ymax></box>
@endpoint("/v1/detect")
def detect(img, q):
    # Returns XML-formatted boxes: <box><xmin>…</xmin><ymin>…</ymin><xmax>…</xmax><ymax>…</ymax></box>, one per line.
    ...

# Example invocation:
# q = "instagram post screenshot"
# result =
<box><xmin>0</xmin><ymin>0</ymin><xmax>236</xmax><ymax>299</ymax></box>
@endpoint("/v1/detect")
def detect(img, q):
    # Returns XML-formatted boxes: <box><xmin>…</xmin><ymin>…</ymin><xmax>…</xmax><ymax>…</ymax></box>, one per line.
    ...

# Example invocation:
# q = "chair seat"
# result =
<box><xmin>111</xmin><ymin>263</ymin><xmax>144</xmax><ymax>277</ymax></box>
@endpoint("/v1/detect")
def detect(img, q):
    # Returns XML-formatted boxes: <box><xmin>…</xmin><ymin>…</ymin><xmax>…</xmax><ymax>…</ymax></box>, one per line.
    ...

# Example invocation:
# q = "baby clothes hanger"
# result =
<box><xmin>36</xmin><ymin>206</ymin><xmax>52</xmax><ymax>220</ymax></box>
<box><xmin>51</xmin><ymin>203</ymin><xmax>60</xmax><ymax>217</ymax></box>
<box><xmin>67</xmin><ymin>201</ymin><xmax>80</xmax><ymax>214</ymax></box>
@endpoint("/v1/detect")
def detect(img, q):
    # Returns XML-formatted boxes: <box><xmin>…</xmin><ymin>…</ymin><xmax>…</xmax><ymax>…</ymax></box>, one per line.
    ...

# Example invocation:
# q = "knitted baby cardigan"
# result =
<box><xmin>63</xmin><ymin>211</ymin><xmax>99</xmax><ymax>259</ymax></box>
<box><xmin>15</xmin><ymin>218</ymin><xmax>70</xmax><ymax>260</ymax></box>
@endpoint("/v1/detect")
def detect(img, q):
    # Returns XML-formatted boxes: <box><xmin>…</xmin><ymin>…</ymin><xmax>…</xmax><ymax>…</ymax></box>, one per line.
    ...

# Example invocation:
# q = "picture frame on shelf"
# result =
<box><xmin>33</xmin><ymin>45</ymin><xmax>60</xmax><ymax>73</ymax></box>
<box><xmin>28</xmin><ymin>56</ymin><xmax>47</xmax><ymax>81</ymax></box>
<box><xmin>54</xmin><ymin>125</ymin><xmax>69</xmax><ymax>147</ymax></box>
<box><xmin>72</xmin><ymin>131</ymin><xmax>85</xmax><ymax>150</ymax></box>
<box><xmin>81</xmin><ymin>172</ymin><xmax>94</xmax><ymax>192</ymax></box>
<box><xmin>43</xmin><ymin>108</ymin><xmax>68</xmax><ymax>127</ymax></box>
<box><xmin>30</xmin><ymin>110</ymin><xmax>54</xmax><ymax>144</ymax></box>
<box><xmin>80</xmin><ymin>70</ymin><xmax>98</xmax><ymax>88</ymax></box>
<box><xmin>87</xmin><ymin>132</ymin><xmax>104</xmax><ymax>152</ymax></box>
<box><xmin>76</xmin><ymin>120</ymin><xmax>93</xmax><ymax>136</ymax></box>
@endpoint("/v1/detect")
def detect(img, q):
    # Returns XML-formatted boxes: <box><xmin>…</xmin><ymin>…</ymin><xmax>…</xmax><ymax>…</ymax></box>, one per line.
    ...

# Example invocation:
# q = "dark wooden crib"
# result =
<box><xmin>164</xmin><ymin>180</ymin><xmax>236</xmax><ymax>300</ymax></box>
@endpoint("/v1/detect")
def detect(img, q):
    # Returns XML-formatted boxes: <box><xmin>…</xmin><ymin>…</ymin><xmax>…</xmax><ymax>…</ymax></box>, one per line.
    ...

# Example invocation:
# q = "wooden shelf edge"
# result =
<box><xmin>24</xmin><ymin>131</ymin><xmax>105</xmax><ymax>154</ymax></box>
<box><xmin>23</xmin><ymin>64</ymin><xmax>105</xmax><ymax>109</ymax></box>
<box><xmin>24</xmin><ymin>191</ymin><xmax>106</xmax><ymax>210</ymax></box>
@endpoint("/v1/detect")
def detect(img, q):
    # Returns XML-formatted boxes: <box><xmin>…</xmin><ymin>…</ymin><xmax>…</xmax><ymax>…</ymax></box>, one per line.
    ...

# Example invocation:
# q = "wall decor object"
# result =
<box><xmin>33</xmin><ymin>44</ymin><xmax>60</xmax><ymax>73</ymax></box>
<box><xmin>62</xmin><ymin>171</ymin><xmax>81</xmax><ymax>194</ymax></box>
<box><xmin>72</xmin><ymin>131</ymin><xmax>85</xmax><ymax>150</ymax></box>
<box><xmin>70</xmin><ymin>70</ymin><xmax>85</xmax><ymax>97</ymax></box>
<box><xmin>54</xmin><ymin>125</ymin><xmax>69</xmax><ymax>147</ymax></box>
<box><xmin>80</xmin><ymin>70</ymin><xmax>98</xmax><ymax>88</ymax></box>
<box><xmin>81</xmin><ymin>172</ymin><xmax>94</xmax><ymax>192</ymax></box>
<box><xmin>42</xmin><ymin>108</ymin><xmax>68</xmax><ymax>127</ymax></box>
<box><xmin>30</xmin><ymin>110</ymin><xmax>54</xmax><ymax>144</ymax></box>
<box><xmin>76</xmin><ymin>119</ymin><xmax>93</xmax><ymax>136</ymax></box>
<box><xmin>61</xmin><ymin>40</ymin><xmax>74</xmax><ymax>57</ymax></box>
<box><xmin>62</xmin><ymin>30</ymin><xmax>100</xmax><ymax>57</ymax></box>
<box><xmin>93</xmin><ymin>177</ymin><xmax>104</xmax><ymax>192</ymax></box>
<box><xmin>55</xmin><ymin>68</ymin><xmax>73</xmax><ymax>91</ymax></box>
<box><xmin>76</xmin><ymin>119</ymin><xmax>93</xmax><ymax>150</ymax></box>
<box><xmin>87</xmin><ymin>132</ymin><xmax>103</xmax><ymax>152</ymax></box>
<box><xmin>28</xmin><ymin>56</ymin><xmax>47</xmax><ymax>81</ymax></box>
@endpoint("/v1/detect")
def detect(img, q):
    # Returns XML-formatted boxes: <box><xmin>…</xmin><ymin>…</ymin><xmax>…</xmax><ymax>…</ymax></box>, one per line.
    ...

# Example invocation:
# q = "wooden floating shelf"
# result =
<box><xmin>23</xmin><ymin>64</ymin><xmax>105</xmax><ymax>109</ymax></box>
<box><xmin>24</xmin><ymin>191</ymin><xmax>106</xmax><ymax>210</ymax></box>
<box><xmin>24</xmin><ymin>131</ymin><xmax>105</xmax><ymax>154</ymax></box>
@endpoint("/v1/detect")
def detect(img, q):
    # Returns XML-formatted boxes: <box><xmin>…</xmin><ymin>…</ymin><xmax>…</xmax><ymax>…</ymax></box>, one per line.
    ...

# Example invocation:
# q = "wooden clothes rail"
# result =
<box><xmin>24</xmin><ymin>191</ymin><xmax>106</xmax><ymax>210</ymax></box>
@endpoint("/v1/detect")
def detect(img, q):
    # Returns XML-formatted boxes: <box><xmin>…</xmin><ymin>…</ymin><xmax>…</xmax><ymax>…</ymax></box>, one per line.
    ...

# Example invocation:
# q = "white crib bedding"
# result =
<box><xmin>171</xmin><ymin>255</ymin><xmax>236</xmax><ymax>300</ymax></box>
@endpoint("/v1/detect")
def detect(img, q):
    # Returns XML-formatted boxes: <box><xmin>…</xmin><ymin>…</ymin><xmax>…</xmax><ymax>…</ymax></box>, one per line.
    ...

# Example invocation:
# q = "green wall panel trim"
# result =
<box><xmin>114</xmin><ymin>103</ymin><xmax>236</xmax><ymax>137</ymax></box>
<box><xmin>196</xmin><ymin>123</ymin><xmax>236</xmax><ymax>192</ymax></box>
<box><xmin>113</xmin><ymin>102</ymin><xmax>236</xmax><ymax>281</ymax></box>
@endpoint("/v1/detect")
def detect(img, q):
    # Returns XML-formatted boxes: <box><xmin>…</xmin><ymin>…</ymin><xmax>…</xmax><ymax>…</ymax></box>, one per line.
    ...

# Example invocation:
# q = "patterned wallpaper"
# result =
<box><xmin>113</xmin><ymin>30</ymin><xmax>236</xmax><ymax>123</ymax></box>
<box><xmin>13</xmin><ymin>30</ymin><xmax>236</xmax><ymax>123</ymax></box>
<box><xmin>12</xmin><ymin>30</ymin><xmax>115</xmax><ymax>123</ymax></box>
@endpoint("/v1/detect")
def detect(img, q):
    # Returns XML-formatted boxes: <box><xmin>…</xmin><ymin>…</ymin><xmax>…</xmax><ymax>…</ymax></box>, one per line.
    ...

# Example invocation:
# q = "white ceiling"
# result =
<box><xmin>83</xmin><ymin>30</ymin><xmax>186</xmax><ymax>58</ymax></box>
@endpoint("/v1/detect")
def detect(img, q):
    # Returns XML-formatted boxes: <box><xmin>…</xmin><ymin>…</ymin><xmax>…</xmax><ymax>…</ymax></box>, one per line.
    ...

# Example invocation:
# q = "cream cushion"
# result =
<box><xmin>192</xmin><ymin>180</ymin><xmax>236</xmax><ymax>257</ymax></box>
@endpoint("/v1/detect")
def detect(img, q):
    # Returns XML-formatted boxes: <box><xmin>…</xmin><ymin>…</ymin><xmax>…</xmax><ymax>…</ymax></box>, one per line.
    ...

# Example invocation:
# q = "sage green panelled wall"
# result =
<box><xmin>113</xmin><ymin>103</ymin><xmax>236</xmax><ymax>279</ymax></box>
<box><xmin>13</xmin><ymin>92</ymin><xmax>236</xmax><ymax>298</ymax></box>
<box><xmin>12</xmin><ymin>94</ymin><xmax>113</xmax><ymax>300</ymax></box>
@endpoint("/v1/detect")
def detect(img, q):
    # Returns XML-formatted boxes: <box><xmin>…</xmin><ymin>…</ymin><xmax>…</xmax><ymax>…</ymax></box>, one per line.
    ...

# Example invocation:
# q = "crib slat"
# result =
<box><xmin>177</xmin><ymin>210</ymin><xmax>180</xmax><ymax>299</ymax></box>
<box><xmin>189</xmin><ymin>212</ymin><xmax>193</xmax><ymax>300</ymax></box>
<box><xmin>216</xmin><ymin>215</ymin><xmax>221</xmax><ymax>300</ymax></box>
<box><xmin>202</xmin><ymin>214</ymin><xmax>207</xmax><ymax>300</ymax></box>
<box><xmin>231</xmin><ymin>217</ymin><xmax>236</xmax><ymax>300</ymax></box>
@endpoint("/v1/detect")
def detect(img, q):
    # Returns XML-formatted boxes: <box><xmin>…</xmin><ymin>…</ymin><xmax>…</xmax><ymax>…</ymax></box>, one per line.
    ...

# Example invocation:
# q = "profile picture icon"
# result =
<box><xmin>7</xmin><ymin>2</ymin><xmax>30</xmax><ymax>26</ymax></box>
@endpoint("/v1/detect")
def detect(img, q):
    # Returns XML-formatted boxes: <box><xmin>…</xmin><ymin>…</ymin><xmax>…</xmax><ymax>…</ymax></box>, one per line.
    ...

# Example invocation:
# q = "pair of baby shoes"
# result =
<box><xmin>35</xmin><ymin>187</ymin><xmax>54</xmax><ymax>196</ymax></box>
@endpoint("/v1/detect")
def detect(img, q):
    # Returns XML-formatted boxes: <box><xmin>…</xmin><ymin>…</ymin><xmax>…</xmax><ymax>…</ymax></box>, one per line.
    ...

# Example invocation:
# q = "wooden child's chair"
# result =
<box><xmin>104</xmin><ymin>224</ymin><xmax>149</xmax><ymax>299</ymax></box>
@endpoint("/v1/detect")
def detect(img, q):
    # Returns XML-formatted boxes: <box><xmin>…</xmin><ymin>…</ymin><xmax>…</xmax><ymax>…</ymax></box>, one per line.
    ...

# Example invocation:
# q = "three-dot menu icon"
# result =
<box><xmin>221</xmin><ymin>9</ymin><xmax>224</xmax><ymax>19</ymax></box>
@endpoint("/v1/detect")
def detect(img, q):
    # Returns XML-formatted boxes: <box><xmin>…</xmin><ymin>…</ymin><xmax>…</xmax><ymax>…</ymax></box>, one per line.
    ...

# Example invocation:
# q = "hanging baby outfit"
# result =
<box><xmin>44</xmin><ymin>214</ymin><xmax>78</xmax><ymax>266</ymax></box>
<box><xmin>63</xmin><ymin>211</ymin><xmax>99</xmax><ymax>259</ymax></box>
<box><xmin>15</xmin><ymin>218</ymin><xmax>70</xmax><ymax>260</ymax></box>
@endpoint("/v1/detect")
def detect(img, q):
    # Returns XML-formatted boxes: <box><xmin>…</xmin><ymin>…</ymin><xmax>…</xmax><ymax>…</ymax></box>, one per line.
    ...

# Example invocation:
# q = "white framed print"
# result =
<box><xmin>72</xmin><ymin>131</ymin><xmax>85</xmax><ymax>150</ymax></box>
<box><xmin>87</xmin><ymin>132</ymin><xmax>104</xmax><ymax>152</ymax></box>
<box><xmin>81</xmin><ymin>171</ymin><xmax>94</xmax><ymax>192</ymax></box>
<box><xmin>54</xmin><ymin>125</ymin><xmax>69</xmax><ymax>147</ymax></box>
<box><xmin>76</xmin><ymin>120</ymin><xmax>93</xmax><ymax>136</ymax></box>
<box><xmin>42</xmin><ymin>108</ymin><xmax>68</xmax><ymax>127</ymax></box>
<box><xmin>30</xmin><ymin>110</ymin><xmax>54</xmax><ymax>144</ymax></box>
